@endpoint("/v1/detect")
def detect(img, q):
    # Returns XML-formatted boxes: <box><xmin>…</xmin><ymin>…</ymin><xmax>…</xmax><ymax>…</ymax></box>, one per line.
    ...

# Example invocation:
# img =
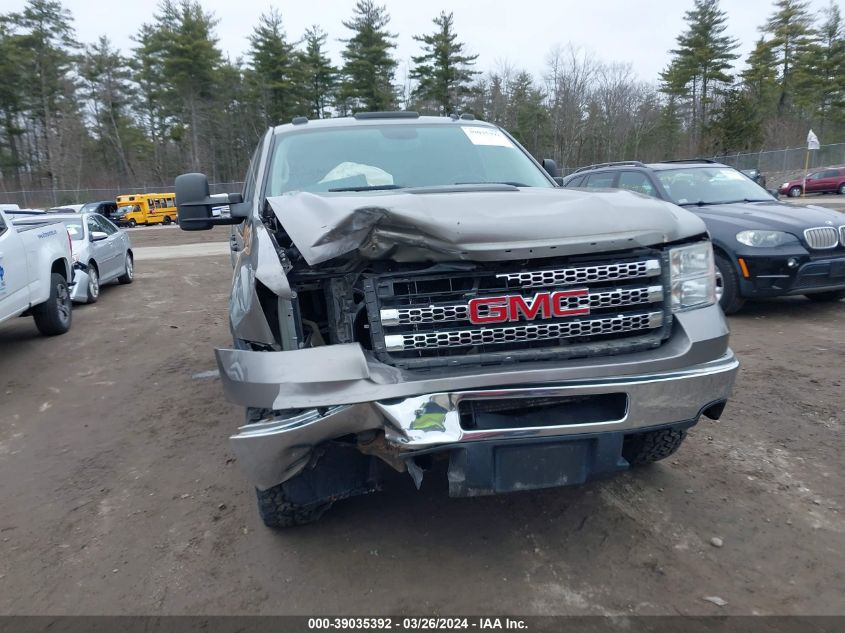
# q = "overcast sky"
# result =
<box><xmin>13</xmin><ymin>0</ymin><xmax>839</xmax><ymax>84</ymax></box>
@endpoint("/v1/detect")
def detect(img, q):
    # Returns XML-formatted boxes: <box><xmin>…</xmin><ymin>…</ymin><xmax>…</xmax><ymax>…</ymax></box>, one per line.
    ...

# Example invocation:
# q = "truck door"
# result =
<box><xmin>0</xmin><ymin>212</ymin><xmax>30</xmax><ymax>321</ymax></box>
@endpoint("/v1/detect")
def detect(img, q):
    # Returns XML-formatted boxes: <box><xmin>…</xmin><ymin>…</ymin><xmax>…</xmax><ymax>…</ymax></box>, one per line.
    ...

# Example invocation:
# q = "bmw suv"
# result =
<box><xmin>562</xmin><ymin>160</ymin><xmax>845</xmax><ymax>313</ymax></box>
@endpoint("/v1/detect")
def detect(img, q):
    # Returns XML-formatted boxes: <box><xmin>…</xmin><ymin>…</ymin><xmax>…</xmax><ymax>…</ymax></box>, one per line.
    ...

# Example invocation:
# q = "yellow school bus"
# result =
<box><xmin>114</xmin><ymin>193</ymin><xmax>177</xmax><ymax>227</ymax></box>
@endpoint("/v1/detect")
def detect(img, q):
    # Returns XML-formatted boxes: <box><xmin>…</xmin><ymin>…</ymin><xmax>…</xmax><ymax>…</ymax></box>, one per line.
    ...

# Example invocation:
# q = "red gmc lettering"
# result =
<box><xmin>468</xmin><ymin>290</ymin><xmax>590</xmax><ymax>324</ymax></box>
<box><xmin>468</xmin><ymin>296</ymin><xmax>509</xmax><ymax>323</ymax></box>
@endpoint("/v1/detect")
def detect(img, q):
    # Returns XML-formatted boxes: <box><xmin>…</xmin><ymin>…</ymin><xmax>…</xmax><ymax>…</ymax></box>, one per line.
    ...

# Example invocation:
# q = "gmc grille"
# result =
<box><xmin>363</xmin><ymin>253</ymin><xmax>672</xmax><ymax>369</ymax></box>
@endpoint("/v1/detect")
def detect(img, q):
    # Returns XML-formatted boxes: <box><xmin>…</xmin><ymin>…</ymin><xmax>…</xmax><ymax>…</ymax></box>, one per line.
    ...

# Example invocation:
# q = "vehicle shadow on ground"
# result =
<box><xmin>728</xmin><ymin>296</ymin><xmax>844</xmax><ymax>319</ymax></box>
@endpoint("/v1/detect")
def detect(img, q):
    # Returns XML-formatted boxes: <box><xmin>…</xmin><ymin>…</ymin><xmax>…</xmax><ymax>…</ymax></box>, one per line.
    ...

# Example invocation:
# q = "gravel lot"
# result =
<box><xmin>0</xmin><ymin>228</ymin><xmax>843</xmax><ymax>616</ymax></box>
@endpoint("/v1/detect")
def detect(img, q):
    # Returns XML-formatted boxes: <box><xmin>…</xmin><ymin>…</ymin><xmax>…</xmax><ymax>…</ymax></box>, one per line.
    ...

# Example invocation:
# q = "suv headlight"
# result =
<box><xmin>736</xmin><ymin>230</ymin><xmax>797</xmax><ymax>247</ymax></box>
<box><xmin>669</xmin><ymin>242</ymin><xmax>715</xmax><ymax>312</ymax></box>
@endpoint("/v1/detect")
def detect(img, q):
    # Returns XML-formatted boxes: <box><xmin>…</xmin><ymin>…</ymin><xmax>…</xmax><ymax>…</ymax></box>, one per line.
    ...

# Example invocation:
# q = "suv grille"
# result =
<box><xmin>364</xmin><ymin>253</ymin><xmax>671</xmax><ymax>369</ymax></box>
<box><xmin>804</xmin><ymin>227</ymin><xmax>839</xmax><ymax>249</ymax></box>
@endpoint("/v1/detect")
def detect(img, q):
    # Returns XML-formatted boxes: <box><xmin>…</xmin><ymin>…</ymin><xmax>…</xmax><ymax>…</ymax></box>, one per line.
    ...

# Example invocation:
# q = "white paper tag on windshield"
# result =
<box><xmin>462</xmin><ymin>126</ymin><xmax>515</xmax><ymax>148</ymax></box>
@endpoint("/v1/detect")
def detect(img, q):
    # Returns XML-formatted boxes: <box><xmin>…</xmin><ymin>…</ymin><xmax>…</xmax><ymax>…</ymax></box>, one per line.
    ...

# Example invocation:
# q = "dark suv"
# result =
<box><xmin>562</xmin><ymin>160</ymin><xmax>845</xmax><ymax>313</ymax></box>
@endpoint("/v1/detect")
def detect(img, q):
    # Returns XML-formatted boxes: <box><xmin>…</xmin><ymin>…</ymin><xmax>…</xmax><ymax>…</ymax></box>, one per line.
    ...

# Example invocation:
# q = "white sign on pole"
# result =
<box><xmin>807</xmin><ymin>129</ymin><xmax>820</xmax><ymax>150</ymax></box>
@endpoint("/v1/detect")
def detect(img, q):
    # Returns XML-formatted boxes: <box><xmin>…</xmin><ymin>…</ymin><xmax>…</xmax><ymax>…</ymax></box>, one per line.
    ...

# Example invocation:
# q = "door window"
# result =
<box><xmin>618</xmin><ymin>171</ymin><xmax>657</xmax><ymax>197</ymax></box>
<box><xmin>95</xmin><ymin>215</ymin><xmax>118</xmax><ymax>235</ymax></box>
<box><xmin>0</xmin><ymin>212</ymin><xmax>6</xmax><ymax>237</ymax></box>
<box><xmin>86</xmin><ymin>216</ymin><xmax>99</xmax><ymax>236</ymax></box>
<box><xmin>584</xmin><ymin>172</ymin><xmax>617</xmax><ymax>188</ymax></box>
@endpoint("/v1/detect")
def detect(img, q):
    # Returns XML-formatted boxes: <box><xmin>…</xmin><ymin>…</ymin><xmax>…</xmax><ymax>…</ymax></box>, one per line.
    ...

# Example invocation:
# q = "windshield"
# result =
<box><xmin>62</xmin><ymin>219</ymin><xmax>85</xmax><ymax>241</ymax></box>
<box><xmin>80</xmin><ymin>202</ymin><xmax>100</xmax><ymax>213</ymax></box>
<box><xmin>116</xmin><ymin>205</ymin><xmax>137</xmax><ymax>215</ymax></box>
<box><xmin>265</xmin><ymin>123</ymin><xmax>553</xmax><ymax>195</ymax></box>
<box><xmin>655</xmin><ymin>167</ymin><xmax>774</xmax><ymax>205</ymax></box>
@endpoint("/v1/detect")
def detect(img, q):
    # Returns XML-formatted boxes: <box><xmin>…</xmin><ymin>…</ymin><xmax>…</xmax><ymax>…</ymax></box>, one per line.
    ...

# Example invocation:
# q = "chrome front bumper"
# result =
<box><xmin>230</xmin><ymin>350</ymin><xmax>739</xmax><ymax>490</ymax></box>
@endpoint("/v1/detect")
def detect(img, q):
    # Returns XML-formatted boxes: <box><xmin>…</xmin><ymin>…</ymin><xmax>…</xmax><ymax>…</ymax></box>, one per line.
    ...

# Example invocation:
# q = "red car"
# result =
<box><xmin>779</xmin><ymin>167</ymin><xmax>845</xmax><ymax>197</ymax></box>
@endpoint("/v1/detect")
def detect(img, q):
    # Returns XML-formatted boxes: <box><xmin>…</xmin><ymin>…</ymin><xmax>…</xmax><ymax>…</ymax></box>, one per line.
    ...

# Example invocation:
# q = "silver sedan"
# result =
<box><xmin>53</xmin><ymin>213</ymin><xmax>135</xmax><ymax>303</ymax></box>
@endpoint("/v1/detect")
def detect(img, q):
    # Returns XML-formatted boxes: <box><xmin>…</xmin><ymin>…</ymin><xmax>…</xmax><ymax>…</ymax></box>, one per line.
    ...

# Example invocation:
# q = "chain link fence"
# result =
<box><xmin>0</xmin><ymin>182</ymin><xmax>245</xmax><ymax>210</ymax></box>
<box><xmin>4</xmin><ymin>144</ymin><xmax>845</xmax><ymax>207</ymax></box>
<box><xmin>709</xmin><ymin>142</ymin><xmax>845</xmax><ymax>183</ymax></box>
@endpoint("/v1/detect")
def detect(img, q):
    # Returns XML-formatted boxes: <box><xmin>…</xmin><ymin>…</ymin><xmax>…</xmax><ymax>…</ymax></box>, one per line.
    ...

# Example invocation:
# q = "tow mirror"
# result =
<box><xmin>175</xmin><ymin>173</ymin><xmax>245</xmax><ymax>231</ymax></box>
<box><xmin>91</xmin><ymin>231</ymin><xmax>108</xmax><ymax>242</ymax></box>
<box><xmin>541</xmin><ymin>158</ymin><xmax>561</xmax><ymax>179</ymax></box>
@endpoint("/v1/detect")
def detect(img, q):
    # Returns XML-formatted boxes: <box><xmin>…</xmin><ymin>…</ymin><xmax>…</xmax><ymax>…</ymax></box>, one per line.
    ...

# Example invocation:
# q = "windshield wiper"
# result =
<box><xmin>679</xmin><ymin>198</ymin><xmax>774</xmax><ymax>206</ymax></box>
<box><xmin>455</xmin><ymin>180</ymin><xmax>529</xmax><ymax>187</ymax></box>
<box><xmin>327</xmin><ymin>184</ymin><xmax>405</xmax><ymax>192</ymax></box>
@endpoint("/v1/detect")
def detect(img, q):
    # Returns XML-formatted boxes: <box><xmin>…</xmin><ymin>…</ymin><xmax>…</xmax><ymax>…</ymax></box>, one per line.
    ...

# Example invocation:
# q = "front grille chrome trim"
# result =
<box><xmin>494</xmin><ymin>259</ymin><xmax>661</xmax><ymax>288</ymax></box>
<box><xmin>384</xmin><ymin>311</ymin><xmax>664</xmax><ymax>352</ymax></box>
<box><xmin>804</xmin><ymin>227</ymin><xmax>839</xmax><ymax>249</ymax></box>
<box><xmin>380</xmin><ymin>285</ymin><xmax>664</xmax><ymax>326</ymax></box>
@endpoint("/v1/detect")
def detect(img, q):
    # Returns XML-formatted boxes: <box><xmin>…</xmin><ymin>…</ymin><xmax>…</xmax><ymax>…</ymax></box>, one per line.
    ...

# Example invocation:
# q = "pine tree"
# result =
<box><xmin>759</xmin><ymin>0</ymin><xmax>815</xmax><ymax>113</ymax></box>
<box><xmin>792</xmin><ymin>2</ymin><xmax>845</xmax><ymax>132</ymax></box>
<box><xmin>410</xmin><ymin>11</ymin><xmax>478</xmax><ymax>115</ymax></box>
<box><xmin>298</xmin><ymin>25</ymin><xmax>337</xmax><ymax>119</ymax></box>
<box><xmin>0</xmin><ymin>21</ymin><xmax>27</xmax><ymax>190</ymax></box>
<box><xmin>340</xmin><ymin>0</ymin><xmax>397</xmax><ymax>112</ymax></box>
<box><xmin>659</xmin><ymin>0</ymin><xmax>738</xmax><ymax>153</ymax></box>
<box><xmin>248</xmin><ymin>8</ymin><xmax>297</xmax><ymax>126</ymax></box>
<box><xmin>80</xmin><ymin>36</ymin><xmax>139</xmax><ymax>177</ymax></box>
<box><xmin>706</xmin><ymin>88</ymin><xmax>763</xmax><ymax>153</ymax></box>
<box><xmin>155</xmin><ymin>0</ymin><xmax>222</xmax><ymax>171</ymax></box>
<box><xmin>10</xmin><ymin>0</ymin><xmax>79</xmax><ymax>191</ymax></box>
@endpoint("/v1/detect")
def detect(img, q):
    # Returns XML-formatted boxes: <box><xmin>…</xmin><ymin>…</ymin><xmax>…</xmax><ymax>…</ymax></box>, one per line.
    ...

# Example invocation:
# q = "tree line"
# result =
<box><xmin>0</xmin><ymin>0</ymin><xmax>843</xmax><ymax>203</ymax></box>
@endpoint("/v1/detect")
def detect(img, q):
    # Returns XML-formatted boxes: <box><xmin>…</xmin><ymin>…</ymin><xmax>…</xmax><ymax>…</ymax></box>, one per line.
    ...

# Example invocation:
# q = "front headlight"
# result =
<box><xmin>781</xmin><ymin>182</ymin><xmax>790</xmax><ymax>188</ymax></box>
<box><xmin>72</xmin><ymin>252</ymin><xmax>79</xmax><ymax>264</ymax></box>
<box><xmin>736</xmin><ymin>230</ymin><xmax>798</xmax><ymax>247</ymax></box>
<box><xmin>669</xmin><ymin>242</ymin><xmax>715</xmax><ymax>312</ymax></box>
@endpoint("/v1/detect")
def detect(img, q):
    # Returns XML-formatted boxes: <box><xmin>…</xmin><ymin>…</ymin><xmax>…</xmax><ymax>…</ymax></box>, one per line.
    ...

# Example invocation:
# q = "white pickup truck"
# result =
<box><xmin>0</xmin><ymin>209</ymin><xmax>74</xmax><ymax>335</ymax></box>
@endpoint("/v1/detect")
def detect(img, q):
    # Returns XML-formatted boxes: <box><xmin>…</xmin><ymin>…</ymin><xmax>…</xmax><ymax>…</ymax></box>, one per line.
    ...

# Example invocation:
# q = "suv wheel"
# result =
<box><xmin>715</xmin><ymin>255</ymin><xmax>745</xmax><ymax>314</ymax></box>
<box><xmin>838</xmin><ymin>183</ymin><xmax>845</xmax><ymax>195</ymax></box>
<box><xmin>789</xmin><ymin>186</ymin><xmax>802</xmax><ymax>197</ymax></box>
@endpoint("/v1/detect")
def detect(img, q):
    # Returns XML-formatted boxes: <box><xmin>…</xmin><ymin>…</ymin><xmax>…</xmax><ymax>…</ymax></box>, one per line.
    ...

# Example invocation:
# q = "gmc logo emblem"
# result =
<box><xmin>468</xmin><ymin>289</ymin><xmax>590</xmax><ymax>324</ymax></box>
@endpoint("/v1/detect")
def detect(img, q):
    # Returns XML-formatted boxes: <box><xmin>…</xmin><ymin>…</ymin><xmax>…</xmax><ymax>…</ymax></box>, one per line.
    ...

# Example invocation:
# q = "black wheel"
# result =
<box><xmin>85</xmin><ymin>263</ymin><xmax>100</xmax><ymax>304</ymax></box>
<box><xmin>838</xmin><ymin>183</ymin><xmax>845</xmax><ymax>195</ymax></box>
<box><xmin>127</xmin><ymin>219</ymin><xmax>136</xmax><ymax>228</ymax></box>
<box><xmin>805</xmin><ymin>290</ymin><xmax>845</xmax><ymax>302</ymax></box>
<box><xmin>256</xmin><ymin>483</ymin><xmax>332</xmax><ymax>528</ymax></box>
<box><xmin>714</xmin><ymin>254</ymin><xmax>745</xmax><ymax>314</ymax></box>
<box><xmin>118</xmin><ymin>253</ymin><xmax>134</xmax><ymax>284</ymax></box>
<box><xmin>623</xmin><ymin>427</ymin><xmax>687</xmax><ymax>466</ymax></box>
<box><xmin>32</xmin><ymin>273</ymin><xmax>72</xmax><ymax>336</ymax></box>
<box><xmin>163</xmin><ymin>216</ymin><xmax>172</xmax><ymax>225</ymax></box>
<box><xmin>788</xmin><ymin>186</ymin><xmax>802</xmax><ymax>198</ymax></box>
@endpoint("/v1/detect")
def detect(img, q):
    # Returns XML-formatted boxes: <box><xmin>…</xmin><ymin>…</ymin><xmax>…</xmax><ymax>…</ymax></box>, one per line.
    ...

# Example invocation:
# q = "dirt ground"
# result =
<box><xmin>0</xmin><ymin>228</ymin><xmax>843</xmax><ymax>616</ymax></box>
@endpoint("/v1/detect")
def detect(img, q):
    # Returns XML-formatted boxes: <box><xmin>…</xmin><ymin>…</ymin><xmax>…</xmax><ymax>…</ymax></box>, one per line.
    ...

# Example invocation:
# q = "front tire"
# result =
<box><xmin>256</xmin><ymin>484</ymin><xmax>332</xmax><ymax>528</ymax></box>
<box><xmin>623</xmin><ymin>427</ymin><xmax>687</xmax><ymax>466</ymax></box>
<box><xmin>715</xmin><ymin>254</ymin><xmax>745</xmax><ymax>314</ymax></box>
<box><xmin>805</xmin><ymin>290</ymin><xmax>845</xmax><ymax>302</ymax></box>
<box><xmin>85</xmin><ymin>263</ymin><xmax>100</xmax><ymax>304</ymax></box>
<box><xmin>32</xmin><ymin>273</ymin><xmax>72</xmax><ymax>336</ymax></box>
<box><xmin>789</xmin><ymin>186</ymin><xmax>802</xmax><ymax>197</ymax></box>
<box><xmin>838</xmin><ymin>183</ymin><xmax>845</xmax><ymax>195</ymax></box>
<box><xmin>127</xmin><ymin>219</ymin><xmax>136</xmax><ymax>228</ymax></box>
<box><xmin>118</xmin><ymin>253</ymin><xmax>134</xmax><ymax>284</ymax></box>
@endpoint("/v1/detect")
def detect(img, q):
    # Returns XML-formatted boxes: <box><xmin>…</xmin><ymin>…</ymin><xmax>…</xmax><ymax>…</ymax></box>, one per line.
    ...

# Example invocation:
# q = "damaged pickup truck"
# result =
<box><xmin>175</xmin><ymin>112</ymin><xmax>739</xmax><ymax>527</ymax></box>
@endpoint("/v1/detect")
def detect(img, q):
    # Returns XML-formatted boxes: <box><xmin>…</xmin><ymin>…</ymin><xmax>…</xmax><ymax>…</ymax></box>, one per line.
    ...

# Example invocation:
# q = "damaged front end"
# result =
<box><xmin>221</xmin><ymin>189</ymin><xmax>737</xmax><ymax>500</ymax></box>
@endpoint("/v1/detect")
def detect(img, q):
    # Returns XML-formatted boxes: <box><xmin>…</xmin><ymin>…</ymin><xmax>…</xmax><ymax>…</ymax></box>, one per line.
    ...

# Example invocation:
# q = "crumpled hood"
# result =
<box><xmin>267</xmin><ymin>187</ymin><xmax>706</xmax><ymax>265</ymax></box>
